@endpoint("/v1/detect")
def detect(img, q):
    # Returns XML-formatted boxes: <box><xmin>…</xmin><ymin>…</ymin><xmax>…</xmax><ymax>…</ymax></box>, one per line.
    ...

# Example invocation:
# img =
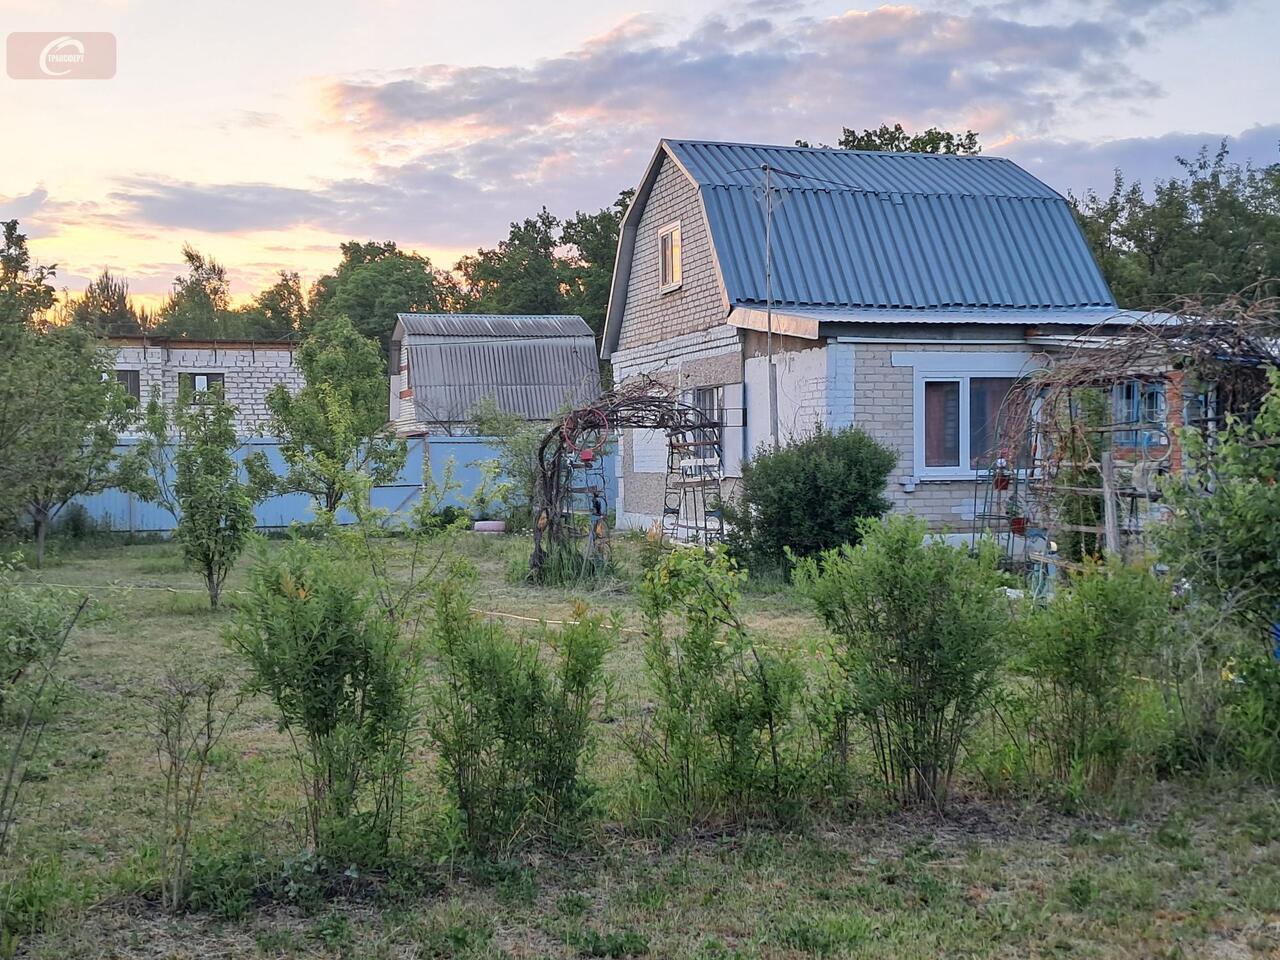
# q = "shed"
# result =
<box><xmin>390</xmin><ymin>314</ymin><xmax>601</xmax><ymax>435</ymax></box>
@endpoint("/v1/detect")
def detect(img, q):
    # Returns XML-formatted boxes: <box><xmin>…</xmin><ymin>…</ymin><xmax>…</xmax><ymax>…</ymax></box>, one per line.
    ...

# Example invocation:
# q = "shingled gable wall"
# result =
<box><xmin>616</xmin><ymin>153</ymin><xmax>726</xmax><ymax>352</ymax></box>
<box><xmin>609</xmin><ymin>152</ymin><xmax>748</xmax><ymax>528</ymax></box>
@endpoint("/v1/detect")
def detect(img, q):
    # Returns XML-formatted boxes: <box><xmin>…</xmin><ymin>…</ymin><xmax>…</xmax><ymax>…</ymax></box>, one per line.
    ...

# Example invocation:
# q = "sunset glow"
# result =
<box><xmin>5</xmin><ymin>0</ymin><xmax>1278</xmax><ymax>303</ymax></box>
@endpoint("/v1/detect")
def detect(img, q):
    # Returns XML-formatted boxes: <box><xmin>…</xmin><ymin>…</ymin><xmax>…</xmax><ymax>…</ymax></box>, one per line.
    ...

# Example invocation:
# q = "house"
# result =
<box><xmin>109</xmin><ymin>336</ymin><xmax>303</xmax><ymax>436</ymax></box>
<box><xmin>390</xmin><ymin>313</ymin><xmax>602</xmax><ymax>435</ymax></box>
<box><xmin>601</xmin><ymin>139</ymin><xmax>1152</xmax><ymax>532</ymax></box>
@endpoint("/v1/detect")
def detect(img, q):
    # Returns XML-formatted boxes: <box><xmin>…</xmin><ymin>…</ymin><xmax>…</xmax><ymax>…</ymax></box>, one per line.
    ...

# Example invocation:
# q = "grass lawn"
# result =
<box><xmin>5</xmin><ymin>534</ymin><xmax>1279</xmax><ymax>959</ymax></box>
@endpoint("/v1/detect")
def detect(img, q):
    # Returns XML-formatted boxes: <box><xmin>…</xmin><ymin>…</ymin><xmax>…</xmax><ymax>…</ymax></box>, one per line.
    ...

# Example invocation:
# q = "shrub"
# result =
<box><xmin>724</xmin><ymin>426</ymin><xmax>895</xmax><ymax>573</ymax></box>
<box><xmin>426</xmin><ymin>569</ymin><xmax>612</xmax><ymax>856</ymax></box>
<box><xmin>0</xmin><ymin>561</ymin><xmax>66</xmax><ymax>707</ymax></box>
<box><xmin>0</xmin><ymin>589</ymin><xmax>85</xmax><ymax>856</ymax></box>
<box><xmin>628</xmin><ymin>548</ymin><xmax>805</xmax><ymax>822</ymax></box>
<box><xmin>1221</xmin><ymin>654</ymin><xmax>1280</xmax><ymax>781</ymax></box>
<box><xmin>1016</xmin><ymin>560</ymin><xmax>1170</xmax><ymax>793</ymax></box>
<box><xmin>143</xmin><ymin>669</ymin><xmax>240</xmax><ymax>911</ymax></box>
<box><xmin>794</xmin><ymin>516</ymin><xmax>1008</xmax><ymax>809</ymax></box>
<box><xmin>226</xmin><ymin>541</ymin><xmax>419</xmax><ymax>867</ymax></box>
<box><xmin>1157</xmin><ymin>366</ymin><xmax>1280</xmax><ymax>633</ymax></box>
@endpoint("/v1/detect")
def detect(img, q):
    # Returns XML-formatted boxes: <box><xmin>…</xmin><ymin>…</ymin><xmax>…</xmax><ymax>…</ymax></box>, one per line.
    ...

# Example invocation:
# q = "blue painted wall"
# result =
<box><xmin>75</xmin><ymin>435</ymin><xmax>616</xmax><ymax>533</ymax></box>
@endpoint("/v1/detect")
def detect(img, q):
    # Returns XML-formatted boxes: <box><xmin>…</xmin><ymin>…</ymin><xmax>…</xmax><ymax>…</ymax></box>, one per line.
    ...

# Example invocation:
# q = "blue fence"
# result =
<box><xmin>75</xmin><ymin>435</ymin><xmax>617</xmax><ymax>534</ymax></box>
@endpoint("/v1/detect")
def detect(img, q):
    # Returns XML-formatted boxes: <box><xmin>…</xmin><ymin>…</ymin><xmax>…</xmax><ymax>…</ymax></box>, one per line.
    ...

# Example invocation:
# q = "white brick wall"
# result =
<box><xmin>744</xmin><ymin>345</ymin><xmax>828</xmax><ymax>452</ymax></box>
<box><xmin>112</xmin><ymin>342</ymin><xmax>303</xmax><ymax>436</ymax></box>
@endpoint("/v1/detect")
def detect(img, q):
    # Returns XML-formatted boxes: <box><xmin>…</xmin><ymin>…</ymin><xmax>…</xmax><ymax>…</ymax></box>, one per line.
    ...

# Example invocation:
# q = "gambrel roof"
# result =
<box><xmin>393</xmin><ymin>314</ymin><xmax>600</xmax><ymax>424</ymax></box>
<box><xmin>602</xmin><ymin>139</ymin><xmax>1121</xmax><ymax>356</ymax></box>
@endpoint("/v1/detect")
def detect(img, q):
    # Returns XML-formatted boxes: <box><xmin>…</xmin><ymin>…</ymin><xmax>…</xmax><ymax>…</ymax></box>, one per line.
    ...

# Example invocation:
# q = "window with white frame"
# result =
<box><xmin>178</xmin><ymin>372</ymin><xmax>225</xmax><ymax>396</ymax></box>
<box><xmin>658</xmin><ymin>221</ymin><xmax>682</xmax><ymax>292</ymax></box>
<box><xmin>683</xmin><ymin>384</ymin><xmax>723</xmax><ymax>470</ymax></box>
<box><xmin>896</xmin><ymin>351</ymin><xmax>1037</xmax><ymax>479</ymax></box>
<box><xmin>922</xmin><ymin>376</ymin><xmax>1019</xmax><ymax>470</ymax></box>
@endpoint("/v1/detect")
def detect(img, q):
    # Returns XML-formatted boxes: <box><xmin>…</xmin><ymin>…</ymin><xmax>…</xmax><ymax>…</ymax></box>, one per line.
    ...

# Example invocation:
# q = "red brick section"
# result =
<box><xmin>1166</xmin><ymin>371</ymin><xmax>1185</xmax><ymax>473</ymax></box>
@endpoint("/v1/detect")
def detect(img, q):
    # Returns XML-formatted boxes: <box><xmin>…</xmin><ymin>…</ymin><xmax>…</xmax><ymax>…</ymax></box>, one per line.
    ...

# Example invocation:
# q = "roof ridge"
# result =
<box><xmin>704</xmin><ymin>182</ymin><xmax>1061</xmax><ymax>203</ymax></box>
<box><xmin>663</xmin><ymin>137</ymin><xmax>1009</xmax><ymax>162</ymax></box>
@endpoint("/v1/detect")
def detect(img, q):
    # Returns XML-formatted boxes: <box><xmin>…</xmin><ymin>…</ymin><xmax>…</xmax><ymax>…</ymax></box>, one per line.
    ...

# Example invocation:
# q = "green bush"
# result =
<box><xmin>628</xmin><ymin>548</ymin><xmax>806</xmax><ymax>822</ymax></box>
<box><xmin>1016</xmin><ymin>560</ymin><xmax>1171</xmax><ymax>794</ymax></box>
<box><xmin>794</xmin><ymin>516</ymin><xmax>1008</xmax><ymax>809</ymax></box>
<box><xmin>1222</xmin><ymin>654</ymin><xmax>1280</xmax><ymax>781</ymax></box>
<box><xmin>425</xmin><ymin>569</ymin><xmax>612</xmax><ymax>857</ymax></box>
<box><xmin>226</xmin><ymin>540</ymin><xmax>419</xmax><ymax>867</ymax></box>
<box><xmin>0</xmin><ymin>564</ymin><xmax>65</xmax><ymax>705</ymax></box>
<box><xmin>724</xmin><ymin>426</ymin><xmax>895</xmax><ymax>573</ymax></box>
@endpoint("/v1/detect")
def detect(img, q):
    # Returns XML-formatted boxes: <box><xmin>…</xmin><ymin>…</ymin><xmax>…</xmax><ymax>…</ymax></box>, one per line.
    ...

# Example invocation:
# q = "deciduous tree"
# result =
<box><xmin>796</xmin><ymin>123</ymin><xmax>981</xmax><ymax>154</ymax></box>
<box><xmin>310</xmin><ymin>241</ymin><xmax>455</xmax><ymax>350</ymax></box>
<box><xmin>256</xmin><ymin>314</ymin><xmax>406</xmax><ymax>515</ymax></box>
<box><xmin>2</xmin><ymin>325</ymin><xmax>132</xmax><ymax>565</ymax></box>
<box><xmin>171</xmin><ymin>388</ymin><xmax>258</xmax><ymax>609</ymax></box>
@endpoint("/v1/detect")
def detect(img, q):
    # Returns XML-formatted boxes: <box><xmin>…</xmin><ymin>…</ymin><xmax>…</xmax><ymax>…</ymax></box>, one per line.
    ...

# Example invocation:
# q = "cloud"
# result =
<box><xmin>99</xmin><ymin>1</ymin><xmax>1263</xmax><ymax>254</ymax></box>
<box><xmin>1005</xmin><ymin>122</ymin><xmax>1280</xmax><ymax>196</ymax></box>
<box><xmin>0</xmin><ymin>188</ymin><xmax>50</xmax><ymax>223</ymax></box>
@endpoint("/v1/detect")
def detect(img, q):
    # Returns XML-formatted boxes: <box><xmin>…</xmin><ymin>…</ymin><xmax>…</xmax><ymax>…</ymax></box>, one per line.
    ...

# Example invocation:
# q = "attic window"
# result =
<box><xmin>658</xmin><ymin>221</ymin><xmax>682</xmax><ymax>292</ymax></box>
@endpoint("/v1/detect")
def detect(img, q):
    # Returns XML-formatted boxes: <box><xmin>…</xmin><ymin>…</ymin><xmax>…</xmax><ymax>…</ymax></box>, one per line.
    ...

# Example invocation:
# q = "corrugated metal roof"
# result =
<box><xmin>662</xmin><ymin>141</ymin><xmax>1115</xmax><ymax>312</ymax></box>
<box><xmin>396</xmin><ymin>313</ymin><xmax>592</xmax><ymax>338</ymax></box>
<box><xmin>666</xmin><ymin>140</ymin><xmax>1063</xmax><ymax>199</ymax></box>
<box><xmin>407</xmin><ymin>337</ymin><xmax>600</xmax><ymax>424</ymax></box>
<box><xmin>601</xmin><ymin>140</ymin><xmax>1120</xmax><ymax>358</ymax></box>
<box><xmin>731</xmin><ymin>305</ymin><xmax>1165</xmax><ymax>327</ymax></box>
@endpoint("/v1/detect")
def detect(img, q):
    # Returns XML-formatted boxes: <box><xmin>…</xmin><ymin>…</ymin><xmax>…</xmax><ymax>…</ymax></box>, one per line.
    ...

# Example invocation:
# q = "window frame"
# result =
<box><xmin>682</xmin><ymin>384</ymin><xmax>724</xmax><ymax>470</ymax></box>
<box><xmin>114</xmin><ymin>368</ymin><xmax>141</xmax><ymax>401</ymax></box>
<box><xmin>896</xmin><ymin>351</ymin><xmax>1038</xmax><ymax>482</ymax></box>
<box><xmin>657</xmin><ymin>220</ymin><xmax>682</xmax><ymax>293</ymax></box>
<box><xmin>178</xmin><ymin>371</ymin><xmax>226</xmax><ymax>397</ymax></box>
<box><xmin>922</xmin><ymin>376</ymin><xmax>964</xmax><ymax>470</ymax></box>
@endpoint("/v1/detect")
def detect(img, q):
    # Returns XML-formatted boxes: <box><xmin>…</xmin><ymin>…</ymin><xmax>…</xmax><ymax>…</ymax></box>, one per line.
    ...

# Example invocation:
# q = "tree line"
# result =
<box><xmin>10</xmin><ymin>126</ymin><xmax>1280</xmax><ymax>357</ymax></box>
<box><xmin>42</xmin><ymin>192</ymin><xmax>632</xmax><ymax>351</ymax></box>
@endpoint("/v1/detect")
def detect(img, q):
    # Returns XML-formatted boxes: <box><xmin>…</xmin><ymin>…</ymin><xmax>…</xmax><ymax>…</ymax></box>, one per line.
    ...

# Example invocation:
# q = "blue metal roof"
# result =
<box><xmin>664</xmin><ymin>139</ymin><xmax>1116</xmax><ymax>312</ymax></box>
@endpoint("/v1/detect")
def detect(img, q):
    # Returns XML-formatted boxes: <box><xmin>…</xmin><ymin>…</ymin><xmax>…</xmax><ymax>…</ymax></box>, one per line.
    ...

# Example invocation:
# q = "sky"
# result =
<box><xmin>3</xmin><ymin>0</ymin><xmax>1278</xmax><ymax>309</ymax></box>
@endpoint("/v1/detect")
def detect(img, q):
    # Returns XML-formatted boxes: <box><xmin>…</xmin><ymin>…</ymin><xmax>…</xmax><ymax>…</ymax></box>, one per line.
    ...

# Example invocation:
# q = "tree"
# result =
<box><xmin>310</xmin><ymin>241</ymin><xmax>455</xmax><ymax>350</ymax></box>
<box><xmin>455</xmin><ymin>209</ymin><xmax>567</xmax><ymax>316</ymax></box>
<box><xmin>1</xmin><ymin>325</ymin><xmax>132</xmax><ymax>565</ymax></box>
<box><xmin>171</xmin><ymin>388</ymin><xmax>258</xmax><ymax>609</ymax></box>
<box><xmin>70</xmin><ymin>269</ymin><xmax>142</xmax><ymax>335</ymax></box>
<box><xmin>796</xmin><ymin>123</ymin><xmax>982</xmax><ymax>155</ymax></box>
<box><xmin>239</xmin><ymin>270</ymin><xmax>308</xmax><ymax>339</ymax></box>
<box><xmin>155</xmin><ymin>245</ymin><xmax>243</xmax><ymax>339</ymax></box>
<box><xmin>1072</xmin><ymin>143</ymin><xmax>1280</xmax><ymax>308</ymax></box>
<box><xmin>257</xmin><ymin>314</ymin><xmax>406</xmax><ymax>514</ymax></box>
<box><xmin>0</xmin><ymin>220</ymin><xmax>56</xmax><ymax>326</ymax></box>
<box><xmin>561</xmin><ymin>191</ymin><xmax>632</xmax><ymax>337</ymax></box>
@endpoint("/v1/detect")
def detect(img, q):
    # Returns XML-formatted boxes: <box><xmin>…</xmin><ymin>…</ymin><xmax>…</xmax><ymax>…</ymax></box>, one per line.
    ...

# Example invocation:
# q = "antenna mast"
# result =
<box><xmin>762</xmin><ymin>163</ymin><xmax>779</xmax><ymax>452</ymax></box>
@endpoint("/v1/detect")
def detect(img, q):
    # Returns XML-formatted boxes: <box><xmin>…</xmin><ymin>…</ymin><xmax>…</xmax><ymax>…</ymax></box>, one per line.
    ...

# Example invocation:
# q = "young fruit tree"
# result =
<box><xmin>254</xmin><ymin>313</ymin><xmax>406</xmax><ymax>515</ymax></box>
<box><xmin>171</xmin><ymin>389</ymin><xmax>258</xmax><ymax>608</ymax></box>
<box><xmin>0</xmin><ymin>324</ymin><xmax>133</xmax><ymax>566</ymax></box>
